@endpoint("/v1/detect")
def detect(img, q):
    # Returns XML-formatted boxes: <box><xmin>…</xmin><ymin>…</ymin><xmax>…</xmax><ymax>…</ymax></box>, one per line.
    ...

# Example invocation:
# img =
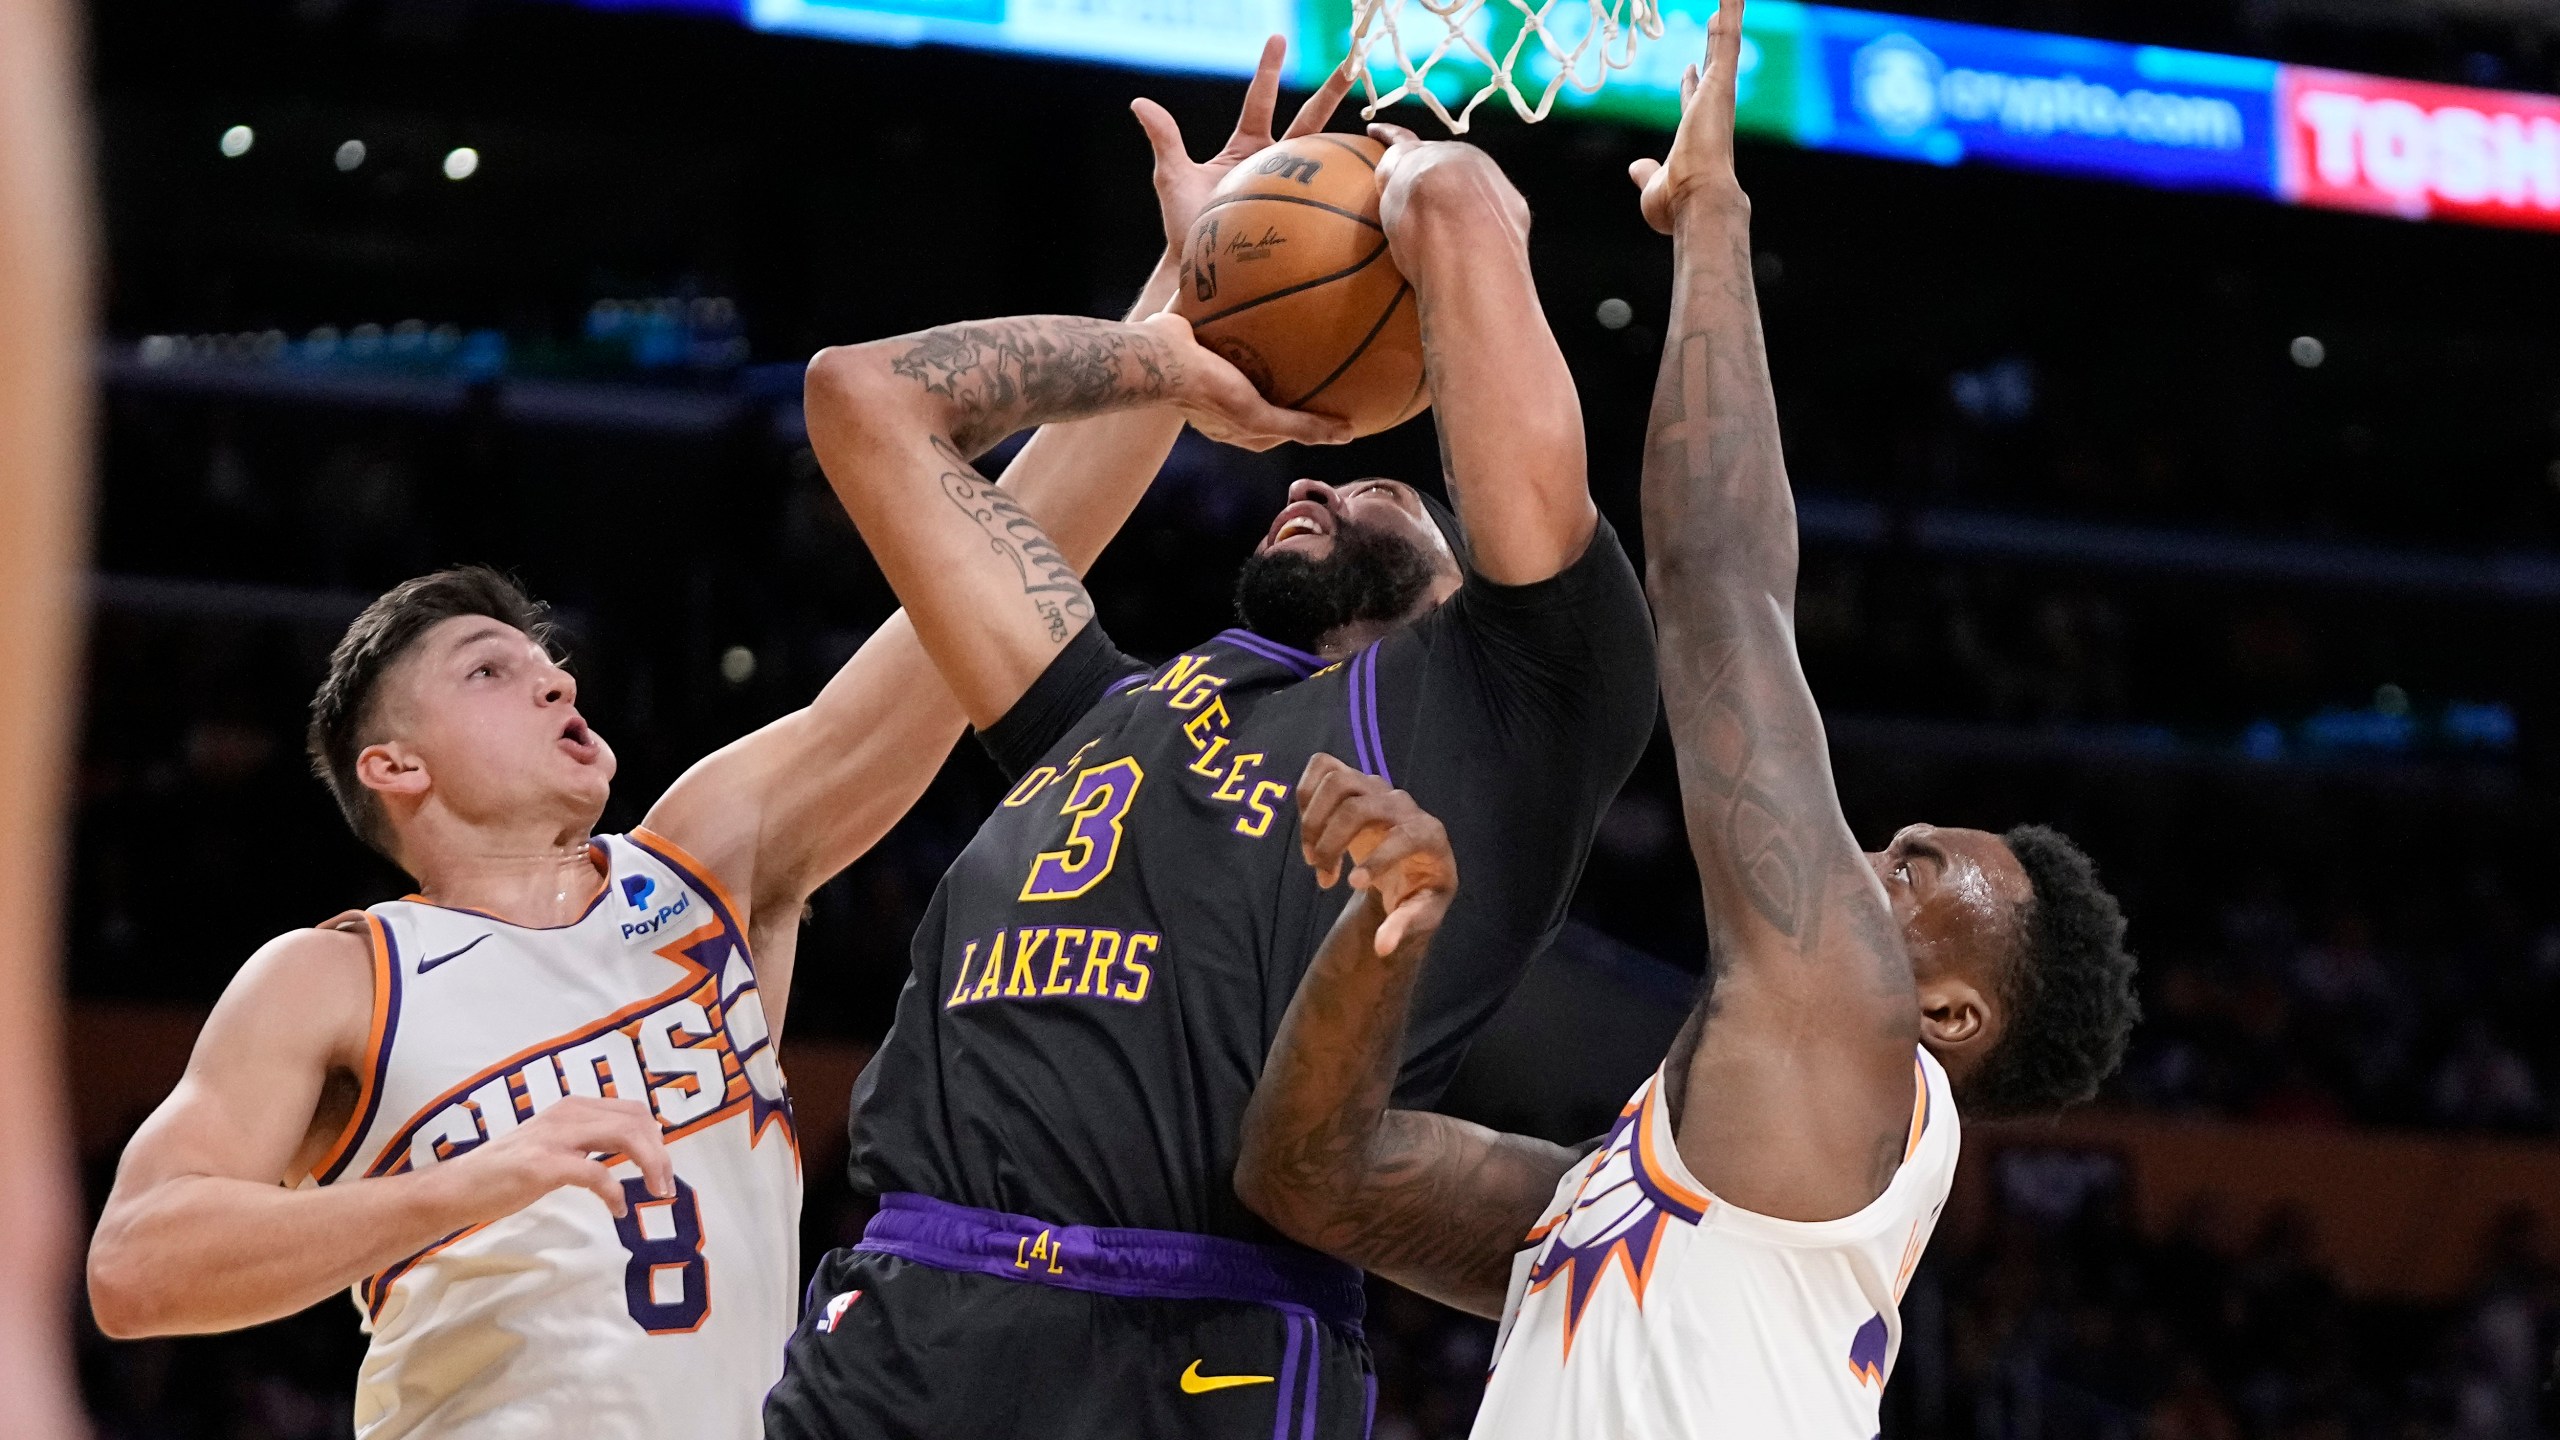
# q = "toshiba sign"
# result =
<box><xmin>2280</xmin><ymin>67</ymin><xmax>2560</xmax><ymax>231</ymax></box>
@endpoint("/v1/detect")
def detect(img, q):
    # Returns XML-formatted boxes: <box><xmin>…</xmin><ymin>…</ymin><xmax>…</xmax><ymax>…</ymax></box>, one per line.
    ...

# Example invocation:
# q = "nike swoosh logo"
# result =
<box><xmin>417</xmin><ymin>934</ymin><xmax>490</xmax><ymax>974</ymax></box>
<box><xmin>1179</xmin><ymin>1361</ymin><xmax>1274</xmax><ymax>1395</ymax></box>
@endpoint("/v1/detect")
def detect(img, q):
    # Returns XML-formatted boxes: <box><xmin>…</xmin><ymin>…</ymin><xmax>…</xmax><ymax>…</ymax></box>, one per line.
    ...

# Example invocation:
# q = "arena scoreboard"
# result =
<box><xmin>566</xmin><ymin>0</ymin><xmax>2560</xmax><ymax>233</ymax></box>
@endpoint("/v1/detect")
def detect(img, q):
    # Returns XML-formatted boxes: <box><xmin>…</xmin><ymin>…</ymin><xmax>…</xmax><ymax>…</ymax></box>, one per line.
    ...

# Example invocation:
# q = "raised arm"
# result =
<box><xmin>1235</xmin><ymin>756</ymin><xmax>1580</xmax><ymax>1318</ymax></box>
<box><xmin>1633</xmin><ymin>0</ymin><xmax>1918</xmax><ymax>1222</ymax></box>
<box><xmin>644</xmin><ymin>46</ymin><xmax>1356</xmax><ymax>1022</ymax></box>
<box><xmin>805</xmin><ymin>304</ymin><xmax>1344</xmax><ymax>733</ymax></box>
<box><xmin>88</xmin><ymin>927</ymin><xmax>674</xmax><ymax>1336</ymax></box>
<box><xmin>1365</xmin><ymin>126</ymin><xmax>1595</xmax><ymax>585</ymax></box>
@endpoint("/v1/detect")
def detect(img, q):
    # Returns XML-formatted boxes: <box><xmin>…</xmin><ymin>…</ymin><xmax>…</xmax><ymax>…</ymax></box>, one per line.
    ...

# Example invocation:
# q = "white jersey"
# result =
<box><xmin>1473</xmin><ymin>1050</ymin><xmax>1958</xmax><ymax>1440</ymax></box>
<box><xmin>309</xmin><ymin>830</ymin><xmax>801</xmax><ymax>1439</ymax></box>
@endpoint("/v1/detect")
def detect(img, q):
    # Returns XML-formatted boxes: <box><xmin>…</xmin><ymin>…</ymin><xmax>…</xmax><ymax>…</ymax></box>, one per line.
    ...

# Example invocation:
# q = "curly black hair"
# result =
<box><xmin>1958</xmin><ymin>824</ymin><xmax>2141</xmax><ymax>1118</ymax></box>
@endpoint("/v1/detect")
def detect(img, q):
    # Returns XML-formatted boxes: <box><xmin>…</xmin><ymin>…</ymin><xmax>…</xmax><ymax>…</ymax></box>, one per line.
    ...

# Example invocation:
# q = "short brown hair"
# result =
<box><xmin>306</xmin><ymin>566</ymin><xmax>554</xmax><ymax>857</ymax></box>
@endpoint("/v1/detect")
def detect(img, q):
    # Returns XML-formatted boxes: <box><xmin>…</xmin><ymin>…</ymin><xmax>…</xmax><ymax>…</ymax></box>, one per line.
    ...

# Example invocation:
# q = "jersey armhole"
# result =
<box><xmin>308</xmin><ymin>913</ymin><xmax>401</xmax><ymax>1186</ymax></box>
<box><xmin>1650</xmin><ymin>1054</ymin><xmax>1955</xmax><ymax>1248</ymax></box>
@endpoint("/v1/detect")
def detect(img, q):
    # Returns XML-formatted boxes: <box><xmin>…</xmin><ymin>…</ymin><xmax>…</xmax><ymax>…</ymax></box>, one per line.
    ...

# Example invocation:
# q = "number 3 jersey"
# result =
<box><xmin>1473</xmin><ymin>1051</ymin><xmax>1960</xmax><ymax>1440</ymax></box>
<box><xmin>307</xmin><ymin>830</ymin><xmax>800</xmax><ymax>1440</ymax></box>
<box><xmin>851</xmin><ymin>521</ymin><xmax>1658</xmax><ymax>1245</ymax></box>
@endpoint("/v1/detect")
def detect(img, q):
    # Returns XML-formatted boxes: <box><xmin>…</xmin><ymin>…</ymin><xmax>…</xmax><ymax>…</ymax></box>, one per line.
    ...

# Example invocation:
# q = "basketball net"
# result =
<box><xmin>1346</xmin><ymin>0</ymin><xmax>1664</xmax><ymax>133</ymax></box>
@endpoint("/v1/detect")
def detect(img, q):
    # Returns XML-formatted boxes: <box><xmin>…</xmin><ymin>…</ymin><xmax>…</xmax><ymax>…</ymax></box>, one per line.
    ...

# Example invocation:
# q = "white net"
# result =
<box><xmin>1346</xmin><ymin>0</ymin><xmax>1665</xmax><ymax>133</ymax></box>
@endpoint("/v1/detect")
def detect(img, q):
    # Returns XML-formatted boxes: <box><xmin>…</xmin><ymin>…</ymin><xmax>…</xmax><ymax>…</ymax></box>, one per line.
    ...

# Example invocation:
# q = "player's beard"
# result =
<box><xmin>1232</xmin><ymin>513</ymin><xmax>1441</xmax><ymax>655</ymax></box>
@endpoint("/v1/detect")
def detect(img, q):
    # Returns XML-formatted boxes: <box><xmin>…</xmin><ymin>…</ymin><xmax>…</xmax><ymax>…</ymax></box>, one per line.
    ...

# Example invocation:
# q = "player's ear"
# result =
<box><xmin>1916</xmin><ymin>972</ymin><xmax>1991</xmax><ymax>1054</ymax></box>
<box><xmin>357</xmin><ymin>739</ymin><xmax>430</xmax><ymax>801</ymax></box>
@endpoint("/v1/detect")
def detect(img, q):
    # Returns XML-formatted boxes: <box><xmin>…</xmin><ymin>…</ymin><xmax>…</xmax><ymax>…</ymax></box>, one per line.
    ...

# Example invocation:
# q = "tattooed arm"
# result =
<box><xmin>804</xmin><ymin>312</ymin><xmax>1343</xmax><ymax>727</ymax></box>
<box><xmin>1633</xmin><ymin>0</ymin><xmax>1919</xmax><ymax>1223</ymax></box>
<box><xmin>1365</xmin><ymin>126</ymin><xmax>1595</xmax><ymax>586</ymax></box>
<box><xmin>642</xmin><ymin>52</ymin><xmax>1358</xmax><ymax>1028</ymax></box>
<box><xmin>1236</xmin><ymin>757</ymin><xmax>1581</xmax><ymax>1318</ymax></box>
<box><xmin>645</xmin><ymin>273</ymin><xmax>1190</xmax><ymax>1041</ymax></box>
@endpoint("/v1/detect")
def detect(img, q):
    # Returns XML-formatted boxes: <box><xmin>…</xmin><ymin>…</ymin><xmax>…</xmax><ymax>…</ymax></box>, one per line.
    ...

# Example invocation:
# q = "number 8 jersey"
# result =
<box><xmin>307</xmin><ymin>830</ymin><xmax>800</xmax><ymax>1440</ymax></box>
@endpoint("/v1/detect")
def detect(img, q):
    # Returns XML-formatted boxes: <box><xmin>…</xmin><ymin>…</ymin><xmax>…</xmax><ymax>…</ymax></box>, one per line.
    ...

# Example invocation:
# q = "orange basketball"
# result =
<box><xmin>1171</xmin><ymin>133</ymin><xmax>1430</xmax><ymax>439</ymax></box>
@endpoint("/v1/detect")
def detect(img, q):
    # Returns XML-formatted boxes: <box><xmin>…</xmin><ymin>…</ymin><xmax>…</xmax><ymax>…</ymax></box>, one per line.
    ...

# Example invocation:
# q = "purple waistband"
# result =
<box><xmin>856</xmin><ymin>1193</ymin><xmax>1366</xmax><ymax>1331</ymax></box>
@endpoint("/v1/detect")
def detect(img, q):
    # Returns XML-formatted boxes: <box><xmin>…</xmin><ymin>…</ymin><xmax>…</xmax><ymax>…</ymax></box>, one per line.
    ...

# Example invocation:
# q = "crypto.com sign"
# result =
<box><xmin>2280</xmin><ymin>67</ymin><xmax>2560</xmax><ymax>231</ymax></box>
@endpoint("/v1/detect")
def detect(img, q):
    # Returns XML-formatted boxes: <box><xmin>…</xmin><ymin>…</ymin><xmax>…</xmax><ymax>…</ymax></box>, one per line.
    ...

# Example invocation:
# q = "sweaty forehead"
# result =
<box><xmin>1940</xmin><ymin>827</ymin><xmax>2031</xmax><ymax>910</ymax></box>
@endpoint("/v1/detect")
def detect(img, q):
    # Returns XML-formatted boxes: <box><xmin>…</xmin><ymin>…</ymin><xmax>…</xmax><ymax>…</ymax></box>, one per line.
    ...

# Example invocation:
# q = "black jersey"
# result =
<box><xmin>850</xmin><ymin>519</ymin><xmax>1657</xmax><ymax>1243</ymax></box>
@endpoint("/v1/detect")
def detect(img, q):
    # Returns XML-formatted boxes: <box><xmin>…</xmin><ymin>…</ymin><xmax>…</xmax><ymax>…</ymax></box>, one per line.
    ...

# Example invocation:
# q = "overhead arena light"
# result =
<box><xmin>443</xmin><ymin>146</ymin><xmax>480</xmax><ymax>181</ymax></box>
<box><xmin>335</xmin><ymin>139</ymin><xmax>367</xmax><ymax>172</ymax></box>
<box><xmin>219</xmin><ymin>125</ymin><xmax>254</xmax><ymax>158</ymax></box>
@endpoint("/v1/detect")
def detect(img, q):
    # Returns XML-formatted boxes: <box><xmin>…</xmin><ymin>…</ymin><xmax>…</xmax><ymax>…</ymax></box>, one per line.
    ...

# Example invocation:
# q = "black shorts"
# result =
<box><xmin>764</xmin><ymin>1247</ymin><xmax>1377</xmax><ymax>1440</ymax></box>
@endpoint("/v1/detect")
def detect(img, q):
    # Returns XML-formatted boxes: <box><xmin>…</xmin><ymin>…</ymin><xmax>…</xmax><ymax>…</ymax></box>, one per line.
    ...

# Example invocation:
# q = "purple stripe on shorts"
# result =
<box><xmin>1298</xmin><ymin>1317</ymin><xmax>1322</xmax><ymax>1440</ymax></box>
<box><xmin>1271</xmin><ymin>1314</ymin><xmax>1306</xmax><ymax>1440</ymax></box>
<box><xmin>854</xmin><ymin>1193</ymin><xmax>1366</xmax><ymax>1330</ymax></box>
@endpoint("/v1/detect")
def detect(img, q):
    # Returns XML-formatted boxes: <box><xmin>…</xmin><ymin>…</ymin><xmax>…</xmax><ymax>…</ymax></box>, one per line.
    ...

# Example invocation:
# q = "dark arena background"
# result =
<box><xmin>66</xmin><ymin>0</ymin><xmax>2560</xmax><ymax>1435</ymax></box>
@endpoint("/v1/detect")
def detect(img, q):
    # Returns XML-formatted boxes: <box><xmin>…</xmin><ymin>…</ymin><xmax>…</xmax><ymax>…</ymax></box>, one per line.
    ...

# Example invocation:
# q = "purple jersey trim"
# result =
<box><xmin>856</xmin><ymin>1192</ymin><xmax>1367</xmax><ymax>1331</ymax></box>
<box><xmin>315</xmin><ymin>921</ymin><xmax>402</xmax><ymax>1186</ymax></box>
<box><xmin>1216</xmin><ymin>628</ymin><xmax>1327</xmax><ymax>678</ymax></box>
<box><xmin>1346</xmin><ymin>644</ymin><xmax>1392</xmax><ymax>785</ymax></box>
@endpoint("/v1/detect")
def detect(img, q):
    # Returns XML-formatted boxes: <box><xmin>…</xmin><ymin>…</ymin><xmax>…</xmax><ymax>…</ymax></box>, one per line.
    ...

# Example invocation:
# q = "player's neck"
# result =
<box><xmin>1313</xmin><ymin>617</ymin><xmax>1400</xmax><ymax>661</ymax></box>
<box><xmin>1311</xmin><ymin>577</ymin><xmax>1457</xmax><ymax>660</ymax></box>
<box><xmin>403</xmin><ymin>820</ymin><xmax>608</xmax><ymax>927</ymax></box>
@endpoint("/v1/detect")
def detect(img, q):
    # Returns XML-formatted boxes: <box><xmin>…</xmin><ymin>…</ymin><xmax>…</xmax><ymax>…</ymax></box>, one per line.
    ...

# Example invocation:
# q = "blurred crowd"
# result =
<box><xmin>2123</xmin><ymin>888</ymin><xmax>2560</xmax><ymax>1134</ymax></box>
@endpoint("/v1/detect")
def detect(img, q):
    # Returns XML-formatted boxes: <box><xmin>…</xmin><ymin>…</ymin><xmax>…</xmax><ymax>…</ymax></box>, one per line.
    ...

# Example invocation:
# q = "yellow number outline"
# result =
<box><xmin>1019</xmin><ymin>757</ymin><xmax>1145</xmax><ymax>902</ymax></box>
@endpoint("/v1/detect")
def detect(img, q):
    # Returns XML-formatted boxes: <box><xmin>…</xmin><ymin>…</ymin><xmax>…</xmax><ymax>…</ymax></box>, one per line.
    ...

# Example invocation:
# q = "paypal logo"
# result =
<box><xmin>621</xmin><ymin>889</ymin><xmax>692</xmax><ymax>940</ymax></box>
<box><xmin>621</xmin><ymin>875</ymin><xmax>657</xmax><ymax>910</ymax></box>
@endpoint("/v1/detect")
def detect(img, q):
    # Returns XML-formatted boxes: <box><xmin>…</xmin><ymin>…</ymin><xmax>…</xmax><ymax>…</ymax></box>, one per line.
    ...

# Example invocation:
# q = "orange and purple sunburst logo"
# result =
<box><xmin>1522</xmin><ymin>1081</ymin><xmax>1710</xmax><ymax>1361</ymax></box>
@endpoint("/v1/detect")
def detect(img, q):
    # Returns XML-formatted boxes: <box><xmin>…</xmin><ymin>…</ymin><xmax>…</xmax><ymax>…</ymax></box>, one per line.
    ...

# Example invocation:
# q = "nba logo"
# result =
<box><xmin>816</xmin><ymin>1291</ymin><xmax>861</xmax><ymax>1334</ymax></box>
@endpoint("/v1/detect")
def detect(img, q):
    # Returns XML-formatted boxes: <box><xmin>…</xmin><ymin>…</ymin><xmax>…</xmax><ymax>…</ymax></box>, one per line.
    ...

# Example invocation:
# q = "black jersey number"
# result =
<box><xmin>1019</xmin><ymin>758</ymin><xmax>1144</xmax><ymax>901</ymax></box>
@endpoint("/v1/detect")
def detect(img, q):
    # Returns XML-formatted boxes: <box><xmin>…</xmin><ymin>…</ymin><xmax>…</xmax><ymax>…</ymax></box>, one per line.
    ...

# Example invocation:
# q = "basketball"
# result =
<box><xmin>1171</xmin><ymin>133</ymin><xmax>1430</xmax><ymax>439</ymax></box>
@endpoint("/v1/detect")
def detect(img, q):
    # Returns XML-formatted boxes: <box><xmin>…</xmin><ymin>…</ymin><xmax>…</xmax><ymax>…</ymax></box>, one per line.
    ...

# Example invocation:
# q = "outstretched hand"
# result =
<box><xmin>1131</xmin><ymin>37</ymin><xmax>1355</xmax><ymax>256</ymax></box>
<box><xmin>1139</xmin><ymin>312</ymin><xmax>1351</xmax><ymax>450</ymax></box>
<box><xmin>1296</xmin><ymin>754</ymin><xmax>1459</xmax><ymax>956</ymax></box>
<box><xmin>1629</xmin><ymin>0</ymin><xmax>1749</xmax><ymax>234</ymax></box>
